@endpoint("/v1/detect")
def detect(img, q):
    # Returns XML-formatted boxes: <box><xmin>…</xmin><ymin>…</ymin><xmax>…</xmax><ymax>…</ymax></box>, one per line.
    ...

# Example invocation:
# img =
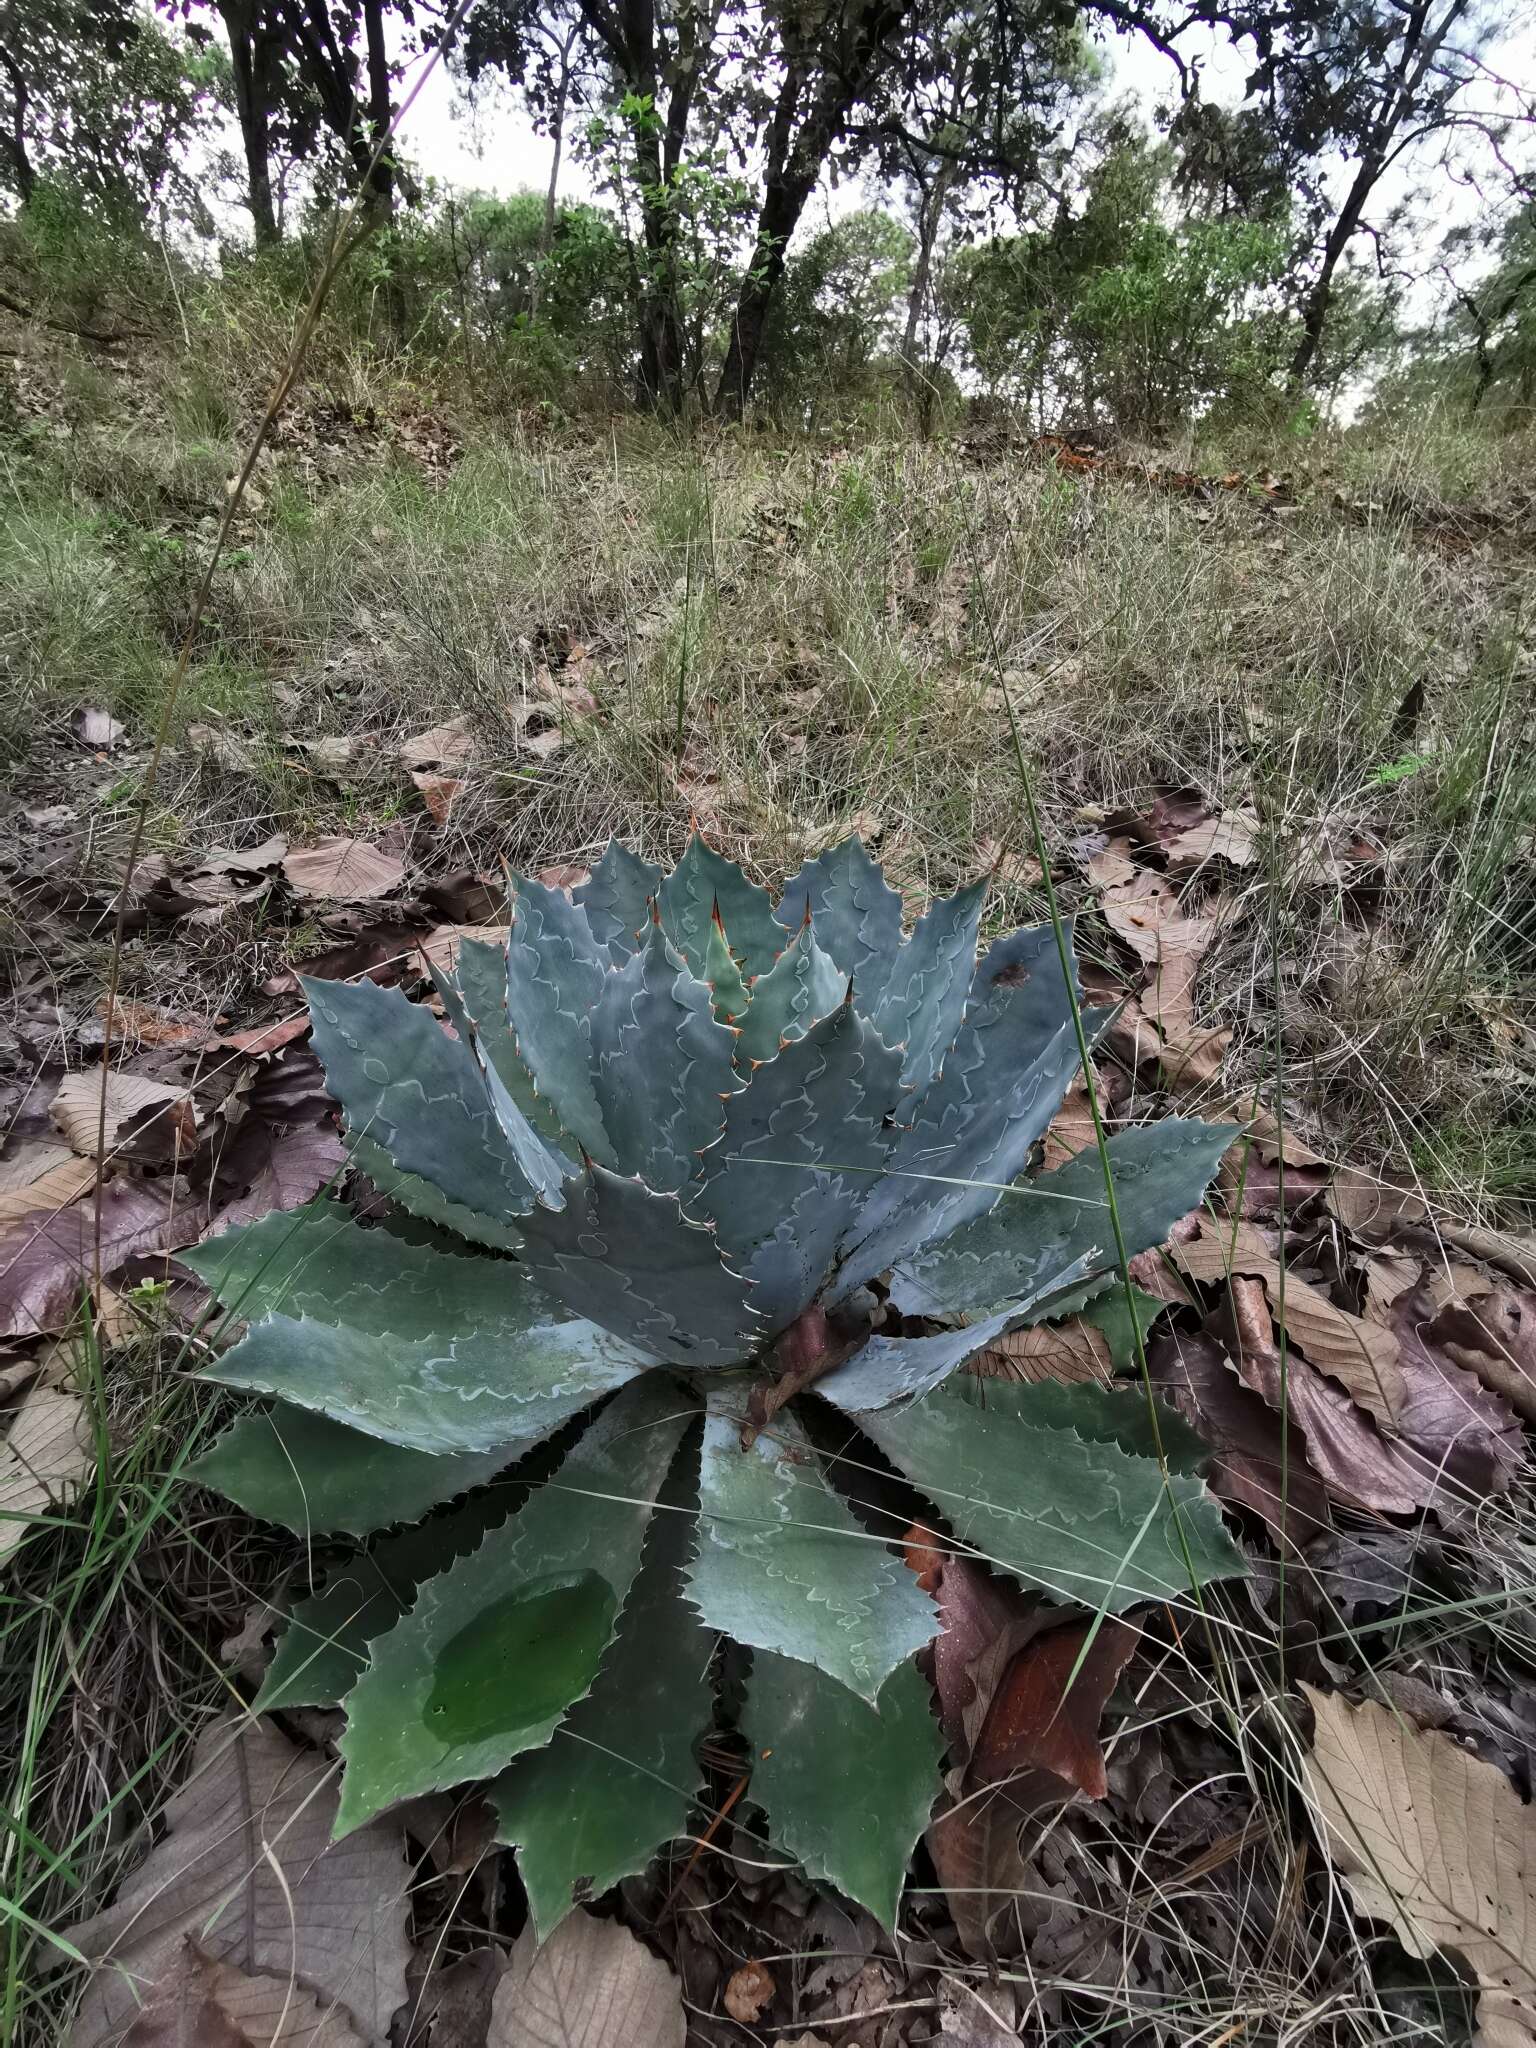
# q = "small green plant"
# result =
<box><xmin>187</xmin><ymin>834</ymin><xmax>1243</xmax><ymax>1931</ymax></box>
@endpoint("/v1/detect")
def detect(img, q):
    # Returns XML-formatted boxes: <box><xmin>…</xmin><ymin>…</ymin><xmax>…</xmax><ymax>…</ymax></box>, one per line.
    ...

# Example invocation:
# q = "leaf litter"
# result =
<box><xmin>10</xmin><ymin>779</ymin><xmax>1536</xmax><ymax>2045</ymax></box>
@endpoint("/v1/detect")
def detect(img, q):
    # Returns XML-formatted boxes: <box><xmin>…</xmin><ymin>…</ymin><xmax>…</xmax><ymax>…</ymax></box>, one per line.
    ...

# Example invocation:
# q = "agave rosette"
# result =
<box><xmin>188</xmin><ymin>833</ymin><xmax>1244</xmax><ymax>1931</ymax></box>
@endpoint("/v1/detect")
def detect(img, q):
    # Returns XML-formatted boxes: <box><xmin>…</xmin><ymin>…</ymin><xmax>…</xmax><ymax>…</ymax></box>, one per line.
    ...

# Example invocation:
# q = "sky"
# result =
<box><xmin>379</xmin><ymin>6</ymin><xmax>1532</xmax><ymax>301</ymax></box>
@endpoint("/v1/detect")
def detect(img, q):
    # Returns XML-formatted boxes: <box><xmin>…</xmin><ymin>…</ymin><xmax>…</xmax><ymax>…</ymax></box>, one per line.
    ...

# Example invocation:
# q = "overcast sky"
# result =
<box><xmin>385</xmin><ymin>8</ymin><xmax>1531</xmax><ymax>289</ymax></box>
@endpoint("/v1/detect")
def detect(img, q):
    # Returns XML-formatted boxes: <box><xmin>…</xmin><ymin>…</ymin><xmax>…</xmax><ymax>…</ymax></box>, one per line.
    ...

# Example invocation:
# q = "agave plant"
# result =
<box><xmin>188</xmin><ymin>834</ymin><xmax>1244</xmax><ymax>1934</ymax></box>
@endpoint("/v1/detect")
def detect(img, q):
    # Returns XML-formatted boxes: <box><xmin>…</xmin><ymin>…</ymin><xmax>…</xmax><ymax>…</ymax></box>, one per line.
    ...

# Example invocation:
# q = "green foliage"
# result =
<box><xmin>953</xmin><ymin>132</ymin><xmax>1295</xmax><ymax>432</ymax></box>
<box><xmin>757</xmin><ymin>211</ymin><xmax>916</xmax><ymax>421</ymax></box>
<box><xmin>192</xmin><ymin>836</ymin><xmax>1244</xmax><ymax>1930</ymax></box>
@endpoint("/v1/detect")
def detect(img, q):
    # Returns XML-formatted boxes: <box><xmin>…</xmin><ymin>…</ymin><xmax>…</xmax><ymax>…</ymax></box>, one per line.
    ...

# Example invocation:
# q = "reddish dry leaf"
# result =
<box><xmin>411</xmin><ymin>771</ymin><xmax>465</xmax><ymax>825</ymax></box>
<box><xmin>1127</xmin><ymin>787</ymin><xmax>1210</xmax><ymax>856</ymax></box>
<box><xmin>1383</xmin><ymin>1282</ymin><xmax>1523</xmax><ymax>1496</ymax></box>
<box><xmin>1147</xmin><ymin>1327</ymin><xmax>1332</xmax><ymax>1546</ymax></box>
<box><xmin>723</xmin><ymin>1960</ymin><xmax>775</xmax><ymax>2025</ymax></box>
<box><xmin>0</xmin><ymin>1181</ymin><xmax>207</xmax><ymax>1339</ymax></box>
<box><xmin>902</xmin><ymin>1524</ymin><xmax>1025</xmax><ymax>1752</ymax></box>
<box><xmin>217</xmin><ymin>1013</ymin><xmax>312</xmax><ymax>1057</ymax></box>
<box><xmin>532</xmin><ymin>863</ymin><xmax>592</xmax><ymax>892</ymax></box>
<box><xmin>967</xmin><ymin>1619</ymin><xmax>1137</xmax><ymax>1798</ymax></box>
<box><xmin>1217</xmin><ymin>1276</ymin><xmax>1437</xmax><ymax>1515</ymax></box>
<box><xmin>282</xmin><ymin>838</ymin><xmax>406</xmax><ymax>903</ymax></box>
<box><xmin>97</xmin><ymin>997</ymin><xmax>206</xmax><ymax>1049</ymax></box>
<box><xmin>1173</xmin><ymin>1221</ymin><xmax>1403</xmax><ymax>1427</ymax></box>
<box><xmin>1213</xmin><ymin>1107</ymin><xmax>1332</xmax><ymax>1218</ymax></box>
<box><xmin>205</xmin><ymin>1116</ymin><xmax>348</xmax><ymax>1237</ymax></box>
<box><xmin>1424</xmin><ymin>1288</ymin><xmax>1536</xmax><ymax>1426</ymax></box>
<box><xmin>926</xmin><ymin>1783</ymin><xmax>1034</xmax><ymax>1964</ymax></box>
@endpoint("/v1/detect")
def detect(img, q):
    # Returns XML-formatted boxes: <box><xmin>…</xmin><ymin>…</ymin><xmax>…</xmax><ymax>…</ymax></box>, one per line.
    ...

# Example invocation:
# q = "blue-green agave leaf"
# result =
<box><xmin>256</xmin><ymin>1483</ymin><xmax>518</xmax><ymax>1712</ymax></box>
<box><xmin>735</xmin><ymin>920</ymin><xmax>845</xmax><ymax>1068</ymax></box>
<box><xmin>658</xmin><ymin>834</ymin><xmax>782</xmax><ymax>978</ymax></box>
<box><xmin>187</xmin><ymin>1206</ymin><xmax>649</xmax><ymax>1452</ymax></box>
<box><xmin>830</xmin><ymin>927</ymin><xmax>1093</xmax><ymax>1297</ymax></box>
<box><xmin>746</xmin><ymin>1653</ymin><xmax>941</xmax><ymax>1930</ymax></box>
<box><xmin>848</xmin><ymin>1379</ymin><xmax>1246</xmax><ymax>1614</ymax></box>
<box><xmin>698</xmin><ymin>1000</ymin><xmax>905</xmax><ymax>1266</ymax></box>
<box><xmin>448</xmin><ymin>939</ymin><xmax>576</xmax><ymax>1160</ymax></box>
<box><xmin>189</xmin><ymin>1403</ymin><xmax>521</xmax><ymax>1538</ymax></box>
<box><xmin>872</xmin><ymin>877</ymin><xmax>986</xmax><ymax>1096</ymax></box>
<box><xmin>335</xmin><ymin>1376</ymin><xmax>691</xmax><ymax>1833</ymax></box>
<box><xmin>504</xmin><ymin>876</ymin><xmax>615</xmax><ymax>1164</ymax></box>
<box><xmin>344</xmin><ymin>1132</ymin><xmax>521</xmax><ymax>1250</ymax></box>
<box><xmin>203</xmin><ymin>1316</ymin><xmax>640</xmax><ymax>1455</ymax></box>
<box><xmin>886</xmin><ymin>1119</ymin><xmax>1238</xmax><ymax>1319</ymax></box>
<box><xmin>587</xmin><ymin>921</ymin><xmax>738</xmax><ymax>1193</ymax></box>
<box><xmin>306</xmin><ymin>977</ymin><xmax>549</xmax><ymax>1225</ymax></box>
<box><xmin>702</xmin><ymin>908</ymin><xmax>752</xmax><ymax>1028</ymax></box>
<box><xmin>816</xmin><ymin>1253</ymin><xmax>1100</xmax><ymax>1413</ymax></box>
<box><xmin>514</xmin><ymin>1163</ymin><xmax>760</xmax><ymax>1367</ymax></box>
<box><xmin>953</xmin><ymin>1374</ymin><xmax>1210</xmax><ymax>1475</ymax></box>
<box><xmin>491</xmin><ymin>1467</ymin><xmax>713</xmax><ymax>1940</ymax></box>
<box><xmin>686</xmin><ymin>1394</ymin><xmax>936</xmax><ymax>1705</ymax></box>
<box><xmin>574</xmin><ymin>840</ymin><xmax>663</xmax><ymax>959</ymax></box>
<box><xmin>775</xmin><ymin>836</ymin><xmax>904</xmax><ymax>1013</ymax></box>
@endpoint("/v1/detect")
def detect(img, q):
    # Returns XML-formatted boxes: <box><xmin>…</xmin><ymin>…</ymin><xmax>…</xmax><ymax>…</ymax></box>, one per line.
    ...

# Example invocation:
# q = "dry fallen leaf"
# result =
<box><xmin>0</xmin><ymin>1180</ymin><xmax>206</xmax><ymax>1340</ymax></box>
<box><xmin>0</xmin><ymin>1382</ymin><xmax>92</xmax><ymax>1568</ymax></box>
<box><xmin>0</xmin><ymin>1146</ymin><xmax>99</xmax><ymax>1225</ymax></box>
<box><xmin>975</xmin><ymin>1317</ymin><xmax>1113</xmax><ymax>1386</ymax></box>
<box><xmin>489</xmin><ymin>1914</ymin><xmax>684</xmax><ymax>2048</ymax></box>
<box><xmin>399</xmin><ymin>718</ymin><xmax>473</xmax><ymax>771</ymax></box>
<box><xmin>110</xmin><ymin>1937</ymin><xmax>367</xmax><ymax>2047</ymax></box>
<box><xmin>411</xmin><ymin>771</ymin><xmax>466</xmax><ymax>825</ymax></box>
<box><xmin>67</xmin><ymin>1714</ymin><xmax>411</xmax><ymax>2047</ymax></box>
<box><xmin>1217</xmin><ymin>1274</ymin><xmax>1436</xmax><ymax>1515</ymax></box>
<box><xmin>1149</xmin><ymin>1327</ymin><xmax>1332</xmax><ymax>1545</ymax></box>
<box><xmin>723</xmin><ymin>1959</ymin><xmax>776</xmax><ymax>2025</ymax></box>
<box><xmin>51</xmin><ymin>1073</ymin><xmax>198</xmax><ymax>1160</ymax></box>
<box><xmin>1162</xmin><ymin>807</ymin><xmax>1260</xmax><ymax>870</ymax></box>
<box><xmin>1172</xmin><ymin>1222</ymin><xmax>1403</xmax><ymax>1426</ymax></box>
<box><xmin>282</xmin><ymin>838</ymin><xmax>406</xmax><ymax>903</ymax></box>
<box><xmin>186</xmin><ymin>835</ymin><xmax>289</xmax><ymax>879</ymax></box>
<box><xmin>96</xmin><ymin>997</ymin><xmax>206</xmax><ymax>1049</ymax></box>
<box><xmin>1426</xmin><ymin>1289</ymin><xmax>1536</xmax><ymax>1426</ymax></box>
<box><xmin>417</xmin><ymin>924</ymin><xmax>509</xmax><ymax>977</ymax></box>
<box><xmin>1302</xmin><ymin>1686</ymin><xmax>1536</xmax><ymax>2048</ymax></box>
<box><xmin>73</xmin><ymin>706</ymin><xmax>125</xmax><ymax>750</ymax></box>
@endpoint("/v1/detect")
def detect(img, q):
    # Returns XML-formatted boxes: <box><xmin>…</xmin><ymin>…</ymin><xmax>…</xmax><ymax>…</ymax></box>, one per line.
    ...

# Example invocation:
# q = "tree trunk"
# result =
<box><xmin>1286</xmin><ymin>173</ymin><xmax>1375</xmax><ymax>391</ymax></box>
<box><xmin>530</xmin><ymin>34</ymin><xmax>573</xmax><ymax>325</ymax></box>
<box><xmin>360</xmin><ymin>0</ymin><xmax>394</xmax><ymax>218</ymax></box>
<box><xmin>221</xmin><ymin>4</ymin><xmax>280</xmax><ymax>246</ymax></box>
<box><xmin>714</xmin><ymin>173</ymin><xmax>813</xmax><ymax>422</ymax></box>
<box><xmin>1288</xmin><ymin>0</ymin><xmax>1466</xmax><ymax>392</ymax></box>
<box><xmin>631</xmin><ymin>129</ymin><xmax>686</xmax><ymax>412</ymax></box>
<box><xmin>1</xmin><ymin>49</ymin><xmax>36</xmax><ymax>203</ymax></box>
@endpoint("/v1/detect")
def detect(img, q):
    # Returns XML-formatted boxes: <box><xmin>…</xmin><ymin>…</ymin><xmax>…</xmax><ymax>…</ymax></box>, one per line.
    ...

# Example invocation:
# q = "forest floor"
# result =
<box><xmin>2</xmin><ymin>293</ymin><xmax>1536</xmax><ymax>2047</ymax></box>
